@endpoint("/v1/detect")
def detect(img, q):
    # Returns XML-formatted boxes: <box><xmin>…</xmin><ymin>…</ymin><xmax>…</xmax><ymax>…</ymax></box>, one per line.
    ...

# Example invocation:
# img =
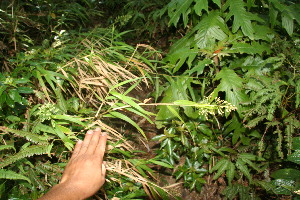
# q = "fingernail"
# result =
<box><xmin>100</xmin><ymin>132</ymin><xmax>107</xmax><ymax>136</ymax></box>
<box><xmin>95</xmin><ymin>127</ymin><xmax>101</xmax><ymax>131</ymax></box>
<box><xmin>77</xmin><ymin>140</ymin><xmax>83</xmax><ymax>143</ymax></box>
<box><xmin>87</xmin><ymin>130</ymin><xmax>93</xmax><ymax>134</ymax></box>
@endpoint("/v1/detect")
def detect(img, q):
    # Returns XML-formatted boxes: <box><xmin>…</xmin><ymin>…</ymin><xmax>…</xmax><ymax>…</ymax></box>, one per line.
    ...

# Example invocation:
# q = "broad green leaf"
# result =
<box><xmin>287</xmin><ymin>150</ymin><xmax>300</xmax><ymax>165</ymax></box>
<box><xmin>8</xmin><ymin>89</ymin><xmax>21</xmax><ymax>103</ymax></box>
<box><xmin>166</xmin><ymin>45</ymin><xmax>198</xmax><ymax>73</ymax></box>
<box><xmin>6</xmin><ymin>115</ymin><xmax>20</xmax><ymax>122</ymax></box>
<box><xmin>56</xmin><ymin>124</ymin><xmax>71</xmax><ymax>134</ymax></box>
<box><xmin>292</xmin><ymin>137</ymin><xmax>300</xmax><ymax>150</ymax></box>
<box><xmin>167</xmin><ymin>105</ymin><xmax>184</xmax><ymax>123</ymax></box>
<box><xmin>0</xmin><ymin>169</ymin><xmax>31</xmax><ymax>183</ymax></box>
<box><xmin>6</xmin><ymin>95</ymin><xmax>14</xmax><ymax>108</ymax></box>
<box><xmin>241</xmin><ymin>158</ymin><xmax>262</xmax><ymax>172</ymax></box>
<box><xmin>0</xmin><ymin>85</ymin><xmax>7</xmax><ymax>96</ymax></box>
<box><xmin>156</xmin><ymin>77</ymin><xmax>195</xmax><ymax>128</ymax></box>
<box><xmin>271</xmin><ymin>168</ymin><xmax>300</xmax><ymax>180</ymax></box>
<box><xmin>195</xmin><ymin>11</ymin><xmax>228</xmax><ymax>49</ymax></box>
<box><xmin>213</xmin><ymin>68</ymin><xmax>249</xmax><ymax>114</ymax></box>
<box><xmin>272</xmin><ymin>179</ymin><xmax>295</xmax><ymax>195</ymax></box>
<box><xmin>15</xmin><ymin>78</ymin><xmax>30</xmax><ymax>84</ymax></box>
<box><xmin>282</xmin><ymin>12</ymin><xmax>294</xmax><ymax>36</ymax></box>
<box><xmin>17</xmin><ymin>87</ymin><xmax>34</xmax><ymax>94</ymax></box>
<box><xmin>194</xmin><ymin>0</ymin><xmax>208</xmax><ymax>15</ymax></box>
<box><xmin>212</xmin><ymin>0</ymin><xmax>221</xmax><ymax>7</ymax></box>
<box><xmin>229</xmin><ymin>42</ymin><xmax>271</xmax><ymax>55</ymax></box>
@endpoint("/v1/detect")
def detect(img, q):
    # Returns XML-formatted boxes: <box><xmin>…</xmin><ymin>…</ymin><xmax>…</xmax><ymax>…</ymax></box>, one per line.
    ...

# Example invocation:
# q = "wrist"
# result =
<box><xmin>57</xmin><ymin>182</ymin><xmax>88</xmax><ymax>199</ymax></box>
<box><xmin>41</xmin><ymin>182</ymin><xmax>87</xmax><ymax>200</ymax></box>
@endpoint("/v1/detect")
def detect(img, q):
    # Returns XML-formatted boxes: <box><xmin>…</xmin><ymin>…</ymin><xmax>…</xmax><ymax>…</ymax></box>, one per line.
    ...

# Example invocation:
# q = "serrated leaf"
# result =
<box><xmin>213</xmin><ymin>159</ymin><xmax>229</xmax><ymax>180</ymax></box>
<box><xmin>195</xmin><ymin>11</ymin><xmax>228</xmax><ymax>49</ymax></box>
<box><xmin>194</xmin><ymin>0</ymin><xmax>208</xmax><ymax>15</ymax></box>
<box><xmin>239</xmin><ymin>153</ymin><xmax>257</xmax><ymax>160</ymax></box>
<box><xmin>213</xmin><ymin>68</ymin><xmax>249</xmax><ymax>114</ymax></box>
<box><xmin>230</xmin><ymin>42</ymin><xmax>271</xmax><ymax>55</ymax></box>
<box><xmin>225</xmin><ymin>0</ymin><xmax>260</xmax><ymax>39</ymax></box>
<box><xmin>186</xmin><ymin>59</ymin><xmax>212</xmax><ymax>76</ymax></box>
<box><xmin>212</xmin><ymin>0</ymin><xmax>221</xmax><ymax>7</ymax></box>
<box><xmin>226</xmin><ymin>161</ymin><xmax>235</xmax><ymax>185</ymax></box>
<box><xmin>4</xmin><ymin>128</ymin><xmax>48</xmax><ymax>144</ymax></box>
<box><xmin>0</xmin><ymin>145</ymin><xmax>15</xmax><ymax>152</ymax></box>
<box><xmin>0</xmin><ymin>169</ymin><xmax>31</xmax><ymax>183</ymax></box>
<box><xmin>167</xmin><ymin>0</ymin><xmax>194</xmax><ymax>27</ymax></box>
<box><xmin>241</xmin><ymin>158</ymin><xmax>262</xmax><ymax>172</ymax></box>
<box><xmin>211</xmin><ymin>158</ymin><xmax>228</xmax><ymax>172</ymax></box>
<box><xmin>166</xmin><ymin>45</ymin><xmax>198</xmax><ymax>73</ymax></box>
<box><xmin>236</xmin><ymin>158</ymin><xmax>252</xmax><ymax>182</ymax></box>
<box><xmin>0</xmin><ymin>145</ymin><xmax>49</xmax><ymax>168</ymax></box>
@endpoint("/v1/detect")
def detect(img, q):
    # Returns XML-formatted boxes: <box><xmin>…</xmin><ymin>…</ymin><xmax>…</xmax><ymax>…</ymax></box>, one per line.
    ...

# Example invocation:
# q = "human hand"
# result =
<box><xmin>39</xmin><ymin>128</ymin><xmax>107</xmax><ymax>200</ymax></box>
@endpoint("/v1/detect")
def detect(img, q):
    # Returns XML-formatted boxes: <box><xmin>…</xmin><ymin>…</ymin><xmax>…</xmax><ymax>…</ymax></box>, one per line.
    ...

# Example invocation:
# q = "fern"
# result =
<box><xmin>0</xmin><ymin>145</ymin><xmax>15</xmax><ymax>152</ymax></box>
<box><xmin>0</xmin><ymin>169</ymin><xmax>30</xmax><ymax>182</ymax></box>
<box><xmin>28</xmin><ymin>168</ymin><xmax>47</xmax><ymax>191</ymax></box>
<box><xmin>2</xmin><ymin>128</ymin><xmax>49</xmax><ymax>144</ymax></box>
<box><xmin>243</xmin><ymin>75</ymin><xmax>285</xmax><ymax>126</ymax></box>
<box><xmin>0</xmin><ymin>145</ymin><xmax>50</xmax><ymax>168</ymax></box>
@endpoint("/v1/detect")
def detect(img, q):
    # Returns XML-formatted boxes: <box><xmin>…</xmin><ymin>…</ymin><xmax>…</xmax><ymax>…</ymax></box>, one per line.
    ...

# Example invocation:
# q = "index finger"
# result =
<box><xmin>95</xmin><ymin>132</ymin><xmax>107</xmax><ymax>161</ymax></box>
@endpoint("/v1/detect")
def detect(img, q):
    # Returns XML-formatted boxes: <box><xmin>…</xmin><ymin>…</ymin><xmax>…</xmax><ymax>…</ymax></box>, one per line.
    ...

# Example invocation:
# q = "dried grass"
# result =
<box><xmin>60</xmin><ymin>39</ymin><xmax>159</xmax><ymax>104</ymax></box>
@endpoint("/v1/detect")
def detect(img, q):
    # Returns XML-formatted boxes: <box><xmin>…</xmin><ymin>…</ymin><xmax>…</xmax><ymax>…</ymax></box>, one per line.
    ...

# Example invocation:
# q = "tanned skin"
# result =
<box><xmin>39</xmin><ymin>128</ymin><xmax>107</xmax><ymax>200</ymax></box>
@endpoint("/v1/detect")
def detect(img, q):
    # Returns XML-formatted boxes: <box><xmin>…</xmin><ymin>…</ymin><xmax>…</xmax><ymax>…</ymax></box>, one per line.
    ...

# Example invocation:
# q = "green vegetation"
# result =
<box><xmin>1</xmin><ymin>0</ymin><xmax>299</xmax><ymax>199</ymax></box>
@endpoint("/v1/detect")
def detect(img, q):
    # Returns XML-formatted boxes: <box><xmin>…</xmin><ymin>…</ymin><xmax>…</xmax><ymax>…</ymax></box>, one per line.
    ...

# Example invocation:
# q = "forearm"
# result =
<box><xmin>38</xmin><ymin>183</ymin><xmax>86</xmax><ymax>200</ymax></box>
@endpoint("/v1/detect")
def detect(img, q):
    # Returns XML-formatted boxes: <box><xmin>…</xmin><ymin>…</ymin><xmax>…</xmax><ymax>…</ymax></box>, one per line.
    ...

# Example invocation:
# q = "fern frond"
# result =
<box><xmin>0</xmin><ymin>169</ymin><xmax>31</xmax><ymax>182</ymax></box>
<box><xmin>1</xmin><ymin>127</ymin><xmax>49</xmax><ymax>144</ymax></box>
<box><xmin>0</xmin><ymin>145</ymin><xmax>16</xmax><ymax>152</ymax></box>
<box><xmin>28</xmin><ymin>168</ymin><xmax>47</xmax><ymax>190</ymax></box>
<box><xmin>0</xmin><ymin>145</ymin><xmax>49</xmax><ymax>168</ymax></box>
